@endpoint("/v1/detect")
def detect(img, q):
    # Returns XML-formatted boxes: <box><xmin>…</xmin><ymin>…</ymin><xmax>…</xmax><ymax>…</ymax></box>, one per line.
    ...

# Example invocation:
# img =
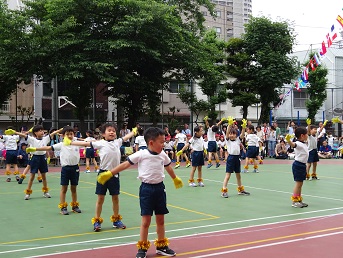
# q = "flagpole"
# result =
<box><xmin>291</xmin><ymin>89</ymin><xmax>293</xmax><ymax>120</ymax></box>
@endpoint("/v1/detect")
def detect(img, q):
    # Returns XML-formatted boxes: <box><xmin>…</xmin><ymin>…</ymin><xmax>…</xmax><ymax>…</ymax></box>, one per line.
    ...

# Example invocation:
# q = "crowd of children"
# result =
<box><xmin>2</xmin><ymin>116</ymin><xmax>343</xmax><ymax>258</ymax></box>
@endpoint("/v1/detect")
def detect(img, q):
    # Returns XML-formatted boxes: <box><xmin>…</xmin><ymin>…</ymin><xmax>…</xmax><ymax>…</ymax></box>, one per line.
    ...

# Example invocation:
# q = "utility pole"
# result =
<box><xmin>51</xmin><ymin>77</ymin><xmax>58</xmax><ymax>128</ymax></box>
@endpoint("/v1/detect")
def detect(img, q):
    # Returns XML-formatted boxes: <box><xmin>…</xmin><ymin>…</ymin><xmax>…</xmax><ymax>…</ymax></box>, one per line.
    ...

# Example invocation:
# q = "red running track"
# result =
<box><xmin>45</xmin><ymin>213</ymin><xmax>343</xmax><ymax>258</ymax></box>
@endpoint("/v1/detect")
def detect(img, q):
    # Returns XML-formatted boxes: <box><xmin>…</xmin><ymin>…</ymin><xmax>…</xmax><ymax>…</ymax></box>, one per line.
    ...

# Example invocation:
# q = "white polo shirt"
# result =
<box><xmin>91</xmin><ymin>138</ymin><xmax>123</xmax><ymax>170</ymax></box>
<box><xmin>294</xmin><ymin>141</ymin><xmax>309</xmax><ymax>164</ymax></box>
<box><xmin>27</xmin><ymin>135</ymin><xmax>51</xmax><ymax>155</ymax></box>
<box><xmin>84</xmin><ymin>137</ymin><xmax>96</xmax><ymax>149</ymax></box>
<box><xmin>307</xmin><ymin>133</ymin><xmax>318</xmax><ymax>151</ymax></box>
<box><xmin>175</xmin><ymin>133</ymin><xmax>186</xmax><ymax>144</ymax></box>
<box><xmin>2</xmin><ymin>135</ymin><xmax>19</xmax><ymax>150</ymax></box>
<box><xmin>134</xmin><ymin>136</ymin><xmax>147</xmax><ymax>148</ymax></box>
<box><xmin>189</xmin><ymin>136</ymin><xmax>204</xmax><ymax>151</ymax></box>
<box><xmin>246</xmin><ymin>133</ymin><xmax>259</xmax><ymax>147</ymax></box>
<box><xmin>207</xmin><ymin>127</ymin><xmax>216</xmax><ymax>141</ymax></box>
<box><xmin>128</xmin><ymin>149</ymin><xmax>171</xmax><ymax>184</ymax></box>
<box><xmin>52</xmin><ymin>142</ymin><xmax>80</xmax><ymax>167</ymax></box>
<box><xmin>225</xmin><ymin>138</ymin><xmax>241</xmax><ymax>155</ymax></box>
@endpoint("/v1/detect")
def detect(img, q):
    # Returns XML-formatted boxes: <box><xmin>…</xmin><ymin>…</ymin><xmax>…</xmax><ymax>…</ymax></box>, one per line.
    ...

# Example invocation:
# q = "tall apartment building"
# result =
<box><xmin>203</xmin><ymin>0</ymin><xmax>252</xmax><ymax>41</ymax></box>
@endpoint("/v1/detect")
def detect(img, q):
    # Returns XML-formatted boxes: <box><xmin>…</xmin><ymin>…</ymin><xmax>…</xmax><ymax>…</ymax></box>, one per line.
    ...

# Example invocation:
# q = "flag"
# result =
<box><xmin>309</xmin><ymin>59</ymin><xmax>316</xmax><ymax>71</ymax></box>
<box><xmin>326</xmin><ymin>33</ymin><xmax>333</xmax><ymax>48</ymax></box>
<box><xmin>331</xmin><ymin>24</ymin><xmax>338</xmax><ymax>41</ymax></box>
<box><xmin>294</xmin><ymin>81</ymin><xmax>300</xmax><ymax>91</ymax></box>
<box><xmin>337</xmin><ymin>15</ymin><xmax>343</xmax><ymax>28</ymax></box>
<box><xmin>301</xmin><ymin>67</ymin><xmax>309</xmax><ymax>83</ymax></box>
<box><xmin>314</xmin><ymin>53</ymin><xmax>321</xmax><ymax>66</ymax></box>
<box><xmin>320</xmin><ymin>41</ymin><xmax>327</xmax><ymax>56</ymax></box>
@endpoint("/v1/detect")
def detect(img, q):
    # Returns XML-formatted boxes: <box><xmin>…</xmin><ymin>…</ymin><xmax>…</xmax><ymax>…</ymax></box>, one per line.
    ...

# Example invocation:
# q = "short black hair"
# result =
<box><xmin>138</xmin><ymin>127</ymin><xmax>144</xmax><ymax>136</ymax></box>
<box><xmin>294</xmin><ymin>127</ymin><xmax>307</xmax><ymax>138</ymax></box>
<box><xmin>248</xmin><ymin>125</ymin><xmax>255</xmax><ymax>131</ymax></box>
<box><xmin>212</xmin><ymin>125</ymin><xmax>219</xmax><ymax>132</ymax></box>
<box><xmin>144</xmin><ymin>127</ymin><xmax>165</xmax><ymax>143</ymax></box>
<box><xmin>310</xmin><ymin>125</ymin><xmax>317</xmax><ymax>130</ymax></box>
<box><xmin>101</xmin><ymin>123</ymin><xmax>117</xmax><ymax>134</ymax></box>
<box><xmin>62</xmin><ymin>126</ymin><xmax>74</xmax><ymax>135</ymax></box>
<box><xmin>32</xmin><ymin>125</ymin><xmax>44</xmax><ymax>133</ymax></box>
<box><xmin>6</xmin><ymin>126</ymin><xmax>14</xmax><ymax>130</ymax></box>
<box><xmin>228</xmin><ymin>128</ymin><xmax>237</xmax><ymax>135</ymax></box>
<box><xmin>194</xmin><ymin>126</ymin><xmax>201</xmax><ymax>133</ymax></box>
<box><xmin>86</xmin><ymin>130</ymin><xmax>94</xmax><ymax>137</ymax></box>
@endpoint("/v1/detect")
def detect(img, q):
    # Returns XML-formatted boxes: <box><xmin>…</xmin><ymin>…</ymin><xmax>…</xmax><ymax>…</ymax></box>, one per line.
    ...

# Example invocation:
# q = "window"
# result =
<box><xmin>216</xmin><ymin>11</ymin><xmax>221</xmax><ymax>18</ymax></box>
<box><xmin>293</xmin><ymin>90</ymin><xmax>308</xmax><ymax>108</ymax></box>
<box><xmin>0</xmin><ymin>100</ymin><xmax>10</xmax><ymax>113</ymax></box>
<box><xmin>43</xmin><ymin>82</ymin><xmax>52</xmax><ymax>97</ymax></box>
<box><xmin>169</xmin><ymin>81</ymin><xmax>190</xmax><ymax>93</ymax></box>
<box><xmin>215</xmin><ymin>27</ymin><xmax>222</xmax><ymax>34</ymax></box>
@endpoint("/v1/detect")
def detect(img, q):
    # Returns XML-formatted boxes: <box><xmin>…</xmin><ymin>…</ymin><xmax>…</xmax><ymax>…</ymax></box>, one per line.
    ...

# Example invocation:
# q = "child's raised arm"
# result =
<box><xmin>26</xmin><ymin>146</ymin><xmax>52</xmax><ymax>153</ymax></box>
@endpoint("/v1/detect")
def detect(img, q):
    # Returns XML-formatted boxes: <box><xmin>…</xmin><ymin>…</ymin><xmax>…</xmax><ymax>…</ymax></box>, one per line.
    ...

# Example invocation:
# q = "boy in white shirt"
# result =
<box><xmin>135</xmin><ymin>127</ymin><xmax>147</xmax><ymax>152</ymax></box>
<box><xmin>26</xmin><ymin>126</ymin><xmax>82</xmax><ymax>215</ymax></box>
<box><xmin>285</xmin><ymin>127</ymin><xmax>309</xmax><ymax>208</ymax></box>
<box><xmin>306</xmin><ymin>119</ymin><xmax>320</xmax><ymax>180</ymax></box>
<box><xmin>97</xmin><ymin>127</ymin><xmax>183</xmax><ymax>258</ymax></box>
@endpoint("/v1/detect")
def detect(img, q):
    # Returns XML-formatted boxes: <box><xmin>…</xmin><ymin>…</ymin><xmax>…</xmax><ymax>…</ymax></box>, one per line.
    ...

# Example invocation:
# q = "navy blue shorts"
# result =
<box><xmin>208</xmin><ymin>141</ymin><xmax>217</xmax><ymax>153</ymax></box>
<box><xmin>246</xmin><ymin>146</ymin><xmax>258</xmax><ymax>158</ymax></box>
<box><xmin>5</xmin><ymin>150</ymin><xmax>18</xmax><ymax>164</ymax></box>
<box><xmin>292</xmin><ymin>160</ymin><xmax>306</xmax><ymax>182</ymax></box>
<box><xmin>95</xmin><ymin>169</ymin><xmax>120</xmax><ymax>195</ymax></box>
<box><xmin>226</xmin><ymin>155</ymin><xmax>241</xmax><ymax>173</ymax></box>
<box><xmin>60</xmin><ymin>165</ymin><xmax>80</xmax><ymax>186</ymax></box>
<box><xmin>307</xmin><ymin>149</ymin><xmax>319</xmax><ymax>163</ymax></box>
<box><xmin>85</xmin><ymin>148</ymin><xmax>95</xmax><ymax>159</ymax></box>
<box><xmin>30</xmin><ymin>155</ymin><xmax>48</xmax><ymax>173</ymax></box>
<box><xmin>191</xmin><ymin>151</ymin><xmax>204</xmax><ymax>167</ymax></box>
<box><xmin>176</xmin><ymin>143</ymin><xmax>185</xmax><ymax>152</ymax></box>
<box><xmin>139</xmin><ymin>182</ymin><xmax>169</xmax><ymax>216</ymax></box>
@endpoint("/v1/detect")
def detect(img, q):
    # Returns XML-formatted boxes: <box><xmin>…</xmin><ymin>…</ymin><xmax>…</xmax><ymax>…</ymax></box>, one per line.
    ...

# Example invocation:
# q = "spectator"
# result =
<box><xmin>275</xmin><ymin>140</ymin><xmax>288</xmax><ymax>159</ymax></box>
<box><xmin>181</xmin><ymin>123</ymin><xmax>191</xmax><ymax>135</ymax></box>
<box><xmin>318</xmin><ymin>140</ymin><xmax>332</xmax><ymax>159</ymax></box>
<box><xmin>17</xmin><ymin>143</ymin><xmax>29</xmax><ymax>167</ymax></box>
<box><xmin>119</xmin><ymin>123</ymin><xmax>131</xmax><ymax>147</ymax></box>
<box><xmin>73</xmin><ymin>125</ymin><xmax>82</xmax><ymax>138</ymax></box>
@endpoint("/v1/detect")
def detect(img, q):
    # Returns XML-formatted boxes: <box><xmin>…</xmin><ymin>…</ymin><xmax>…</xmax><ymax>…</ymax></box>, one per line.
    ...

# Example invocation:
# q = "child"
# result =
<box><xmin>67</xmin><ymin>123</ymin><xmax>136</xmax><ymax>231</ymax></box>
<box><xmin>163</xmin><ymin>136</ymin><xmax>174</xmax><ymax>161</ymax></box>
<box><xmin>177</xmin><ymin>126</ymin><xmax>206</xmax><ymax>187</ymax></box>
<box><xmin>306</xmin><ymin>119</ymin><xmax>319</xmax><ymax>180</ymax></box>
<box><xmin>26</xmin><ymin>126</ymin><xmax>82</xmax><ymax>215</ymax></box>
<box><xmin>0</xmin><ymin>127</ymin><xmax>20</xmax><ymax>182</ymax></box>
<box><xmin>84</xmin><ymin>130</ymin><xmax>99</xmax><ymax>173</ymax></box>
<box><xmin>173</xmin><ymin>128</ymin><xmax>190</xmax><ymax>169</ymax></box>
<box><xmin>204</xmin><ymin>117</ymin><xmax>225</xmax><ymax>168</ymax></box>
<box><xmin>135</xmin><ymin>127</ymin><xmax>147</xmax><ymax>152</ymax></box>
<box><xmin>221</xmin><ymin>118</ymin><xmax>250</xmax><ymax>198</ymax></box>
<box><xmin>15</xmin><ymin>125</ymin><xmax>62</xmax><ymax>200</ymax></box>
<box><xmin>285</xmin><ymin>127</ymin><xmax>309</xmax><ymax>208</ymax></box>
<box><xmin>243</xmin><ymin>125</ymin><xmax>260</xmax><ymax>173</ymax></box>
<box><xmin>17</xmin><ymin>143</ymin><xmax>29</xmax><ymax>167</ymax></box>
<box><xmin>97</xmin><ymin>127</ymin><xmax>183</xmax><ymax>258</ymax></box>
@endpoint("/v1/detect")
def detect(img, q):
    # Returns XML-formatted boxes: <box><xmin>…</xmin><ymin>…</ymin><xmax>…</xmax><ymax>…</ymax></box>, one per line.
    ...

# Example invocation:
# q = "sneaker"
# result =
<box><xmin>85</xmin><ymin>170</ymin><xmax>90</xmax><ymax>173</ymax></box>
<box><xmin>15</xmin><ymin>176</ymin><xmax>20</xmax><ymax>181</ymax></box>
<box><xmin>113</xmin><ymin>220</ymin><xmax>126</xmax><ymax>229</ymax></box>
<box><xmin>136</xmin><ymin>249</ymin><xmax>147</xmax><ymax>258</ymax></box>
<box><xmin>207</xmin><ymin>163</ymin><xmax>213</xmax><ymax>168</ymax></box>
<box><xmin>300</xmin><ymin>202</ymin><xmax>308</xmax><ymax>207</ymax></box>
<box><xmin>93</xmin><ymin>221</ymin><xmax>101</xmax><ymax>232</ymax></box>
<box><xmin>186</xmin><ymin>163</ymin><xmax>191</xmax><ymax>168</ymax></box>
<box><xmin>253</xmin><ymin>169</ymin><xmax>259</xmax><ymax>173</ymax></box>
<box><xmin>96</xmin><ymin>169</ymin><xmax>100</xmax><ymax>173</ymax></box>
<box><xmin>292</xmin><ymin>202</ymin><xmax>304</xmax><ymax>208</ymax></box>
<box><xmin>72</xmin><ymin>206</ymin><xmax>82</xmax><ymax>213</ymax></box>
<box><xmin>216</xmin><ymin>163</ymin><xmax>220</xmax><ymax>168</ymax></box>
<box><xmin>198</xmin><ymin>181</ymin><xmax>205</xmax><ymax>187</ymax></box>
<box><xmin>312</xmin><ymin>176</ymin><xmax>319</xmax><ymax>180</ymax></box>
<box><xmin>43</xmin><ymin>192</ymin><xmax>51</xmax><ymax>198</ymax></box>
<box><xmin>243</xmin><ymin>169</ymin><xmax>248</xmax><ymax>173</ymax></box>
<box><xmin>18</xmin><ymin>177</ymin><xmax>24</xmax><ymax>184</ymax></box>
<box><xmin>60</xmin><ymin>207</ymin><xmax>69</xmax><ymax>215</ymax></box>
<box><xmin>38</xmin><ymin>179</ymin><xmax>42</xmax><ymax>183</ymax></box>
<box><xmin>238</xmin><ymin>190</ymin><xmax>250</xmax><ymax>196</ymax></box>
<box><xmin>221</xmin><ymin>192</ymin><xmax>229</xmax><ymax>198</ymax></box>
<box><xmin>156</xmin><ymin>246</ymin><xmax>176</xmax><ymax>256</ymax></box>
<box><xmin>24</xmin><ymin>194</ymin><xmax>30</xmax><ymax>200</ymax></box>
<box><xmin>174</xmin><ymin>164</ymin><xmax>180</xmax><ymax>169</ymax></box>
<box><xmin>6</xmin><ymin>178</ymin><xmax>11</xmax><ymax>182</ymax></box>
<box><xmin>189</xmin><ymin>182</ymin><xmax>197</xmax><ymax>187</ymax></box>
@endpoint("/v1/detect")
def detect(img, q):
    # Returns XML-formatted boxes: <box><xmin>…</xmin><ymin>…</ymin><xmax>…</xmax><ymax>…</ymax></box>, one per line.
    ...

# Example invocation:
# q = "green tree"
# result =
<box><xmin>226</xmin><ymin>38</ymin><xmax>259</xmax><ymax>119</ymax></box>
<box><xmin>243</xmin><ymin>17</ymin><xmax>299</xmax><ymax>123</ymax></box>
<box><xmin>305</xmin><ymin>54</ymin><xmax>328</xmax><ymax>122</ymax></box>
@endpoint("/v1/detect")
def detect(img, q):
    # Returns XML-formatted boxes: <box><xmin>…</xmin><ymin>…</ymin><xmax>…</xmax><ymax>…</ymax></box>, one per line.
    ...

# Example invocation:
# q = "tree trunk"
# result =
<box><xmin>242</xmin><ymin>105</ymin><xmax>248</xmax><ymax>119</ymax></box>
<box><xmin>259</xmin><ymin>103</ymin><xmax>270</xmax><ymax>124</ymax></box>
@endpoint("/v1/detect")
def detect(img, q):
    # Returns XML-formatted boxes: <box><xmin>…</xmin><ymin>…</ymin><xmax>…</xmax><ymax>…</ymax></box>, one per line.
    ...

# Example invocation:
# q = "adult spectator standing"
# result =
<box><xmin>73</xmin><ymin>125</ymin><xmax>82</xmax><ymax>138</ymax></box>
<box><xmin>287</xmin><ymin>121</ymin><xmax>296</xmax><ymax>135</ymax></box>
<box><xmin>273</xmin><ymin>122</ymin><xmax>281</xmax><ymax>141</ymax></box>
<box><xmin>164</xmin><ymin>126</ymin><xmax>171</xmax><ymax>138</ymax></box>
<box><xmin>182</xmin><ymin>123</ymin><xmax>191</xmax><ymax>135</ymax></box>
<box><xmin>120</xmin><ymin>123</ymin><xmax>131</xmax><ymax>147</ymax></box>
<box><xmin>261</xmin><ymin>122</ymin><xmax>270</xmax><ymax>157</ymax></box>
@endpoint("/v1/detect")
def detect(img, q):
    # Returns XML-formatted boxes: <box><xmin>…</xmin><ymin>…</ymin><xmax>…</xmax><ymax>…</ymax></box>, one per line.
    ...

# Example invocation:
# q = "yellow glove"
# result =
<box><xmin>203</xmin><ymin>116</ymin><xmax>208</xmax><ymax>121</ymax></box>
<box><xmin>63</xmin><ymin>137</ymin><xmax>72</xmax><ymax>146</ymax></box>
<box><xmin>323</xmin><ymin>119</ymin><xmax>328</xmax><ymax>127</ymax></box>
<box><xmin>172</xmin><ymin>176</ymin><xmax>183</xmax><ymax>189</ymax></box>
<box><xmin>221</xmin><ymin>117</ymin><xmax>227</xmax><ymax>122</ymax></box>
<box><xmin>242</xmin><ymin>119</ymin><xmax>247</xmax><ymax>129</ymax></box>
<box><xmin>332</xmin><ymin>117</ymin><xmax>341</xmax><ymax>124</ymax></box>
<box><xmin>83</xmin><ymin>149</ymin><xmax>86</xmax><ymax>155</ymax></box>
<box><xmin>306</xmin><ymin>118</ymin><xmax>311</xmax><ymax>125</ymax></box>
<box><xmin>285</xmin><ymin>134</ymin><xmax>292</xmax><ymax>142</ymax></box>
<box><xmin>28</xmin><ymin>127</ymin><xmax>33</xmax><ymax>133</ymax></box>
<box><xmin>26</xmin><ymin>147</ymin><xmax>37</xmax><ymax>153</ymax></box>
<box><xmin>97</xmin><ymin>171</ymin><xmax>113</xmax><ymax>185</ymax></box>
<box><xmin>176</xmin><ymin>150</ymin><xmax>183</xmax><ymax>156</ymax></box>
<box><xmin>132</xmin><ymin>127</ymin><xmax>138</xmax><ymax>136</ymax></box>
<box><xmin>204</xmin><ymin>148</ymin><xmax>208</xmax><ymax>155</ymax></box>
<box><xmin>227</xmin><ymin>116</ymin><xmax>234</xmax><ymax>126</ymax></box>
<box><xmin>4</xmin><ymin>129</ymin><xmax>16</xmax><ymax>135</ymax></box>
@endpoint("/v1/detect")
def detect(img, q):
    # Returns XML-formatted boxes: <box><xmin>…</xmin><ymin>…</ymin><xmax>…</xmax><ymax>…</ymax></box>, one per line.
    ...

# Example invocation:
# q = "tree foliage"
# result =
<box><xmin>242</xmin><ymin>17</ymin><xmax>299</xmax><ymax>123</ymax></box>
<box><xmin>305</xmin><ymin>54</ymin><xmax>328</xmax><ymax>122</ymax></box>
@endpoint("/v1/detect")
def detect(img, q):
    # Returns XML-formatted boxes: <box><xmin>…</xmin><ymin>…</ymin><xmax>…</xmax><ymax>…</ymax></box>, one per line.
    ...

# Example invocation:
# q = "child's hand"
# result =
<box><xmin>176</xmin><ymin>150</ymin><xmax>183</xmax><ymax>157</ymax></box>
<box><xmin>26</xmin><ymin>147</ymin><xmax>37</xmax><ymax>153</ymax></box>
<box><xmin>4</xmin><ymin>129</ymin><xmax>16</xmax><ymax>135</ymax></box>
<box><xmin>323</xmin><ymin>119</ymin><xmax>328</xmax><ymax>127</ymax></box>
<box><xmin>97</xmin><ymin>171</ymin><xmax>113</xmax><ymax>185</ymax></box>
<box><xmin>203</xmin><ymin>116</ymin><xmax>208</xmax><ymax>121</ymax></box>
<box><xmin>242</xmin><ymin>119</ymin><xmax>247</xmax><ymax>129</ymax></box>
<box><xmin>204</xmin><ymin>149</ymin><xmax>208</xmax><ymax>155</ymax></box>
<box><xmin>28</xmin><ymin>127</ymin><xmax>33</xmax><ymax>133</ymax></box>
<box><xmin>172</xmin><ymin>176</ymin><xmax>183</xmax><ymax>189</ymax></box>
<box><xmin>306</xmin><ymin>118</ymin><xmax>311</xmax><ymax>125</ymax></box>
<box><xmin>332</xmin><ymin>117</ymin><xmax>341</xmax><ymax>124</ymax></box>
<box><xmin>63</xmin><ymin>137</ymin><xmax>72</xmax><ymax>146</ymax></box>
<box><xmin>285</xmin><ymin>134</ymin><xmax>292</xmax><ymax>142</ymax></box>
<box><xmin>227</xmin><ymin>116</ymin><xmax>234</xmax><ymax>126</ymax></box>
<box><xmin>221</xmin><ymin>117</ymin><xmax>227</xmax><ymax>122</ymax></box>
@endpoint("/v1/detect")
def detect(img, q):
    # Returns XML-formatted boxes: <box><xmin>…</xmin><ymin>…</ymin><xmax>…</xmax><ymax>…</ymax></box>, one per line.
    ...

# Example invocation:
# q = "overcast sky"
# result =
<box><xmin>252</xmin><ymin>1</ymin><xmax>343</xmax><ymax>52</ymax></box>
